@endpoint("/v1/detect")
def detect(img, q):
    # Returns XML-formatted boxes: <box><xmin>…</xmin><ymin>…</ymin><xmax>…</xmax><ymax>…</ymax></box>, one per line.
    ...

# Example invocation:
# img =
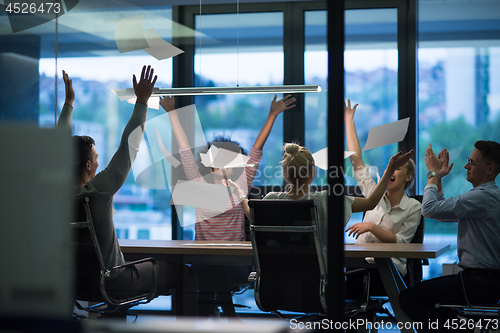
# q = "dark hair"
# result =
<box><xmin>72</xmin><ymin>135</ymin><xmax>95</xmax><ymax>178</ymax></box>
<box><xmin>196</xmin><ymin>135</ymin><xmax>248</xmax><ymax>180</ymax></box>
<box><xmin>208</xmin><ymin>135</ymin><xmax>248</xmax><ymax>156</ymax></box>
<box><xmin>474</xmin><ymin>140</ymin><xmax>500</xmax><ymax>176</ymax></box>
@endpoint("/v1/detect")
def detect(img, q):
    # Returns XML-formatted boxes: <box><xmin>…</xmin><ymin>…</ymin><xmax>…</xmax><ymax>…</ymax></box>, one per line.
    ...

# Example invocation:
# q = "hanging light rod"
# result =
<box><xmin>114</xmin><ymin>85</ymin><xmax>321</xmax><ymax>99</ymax></box>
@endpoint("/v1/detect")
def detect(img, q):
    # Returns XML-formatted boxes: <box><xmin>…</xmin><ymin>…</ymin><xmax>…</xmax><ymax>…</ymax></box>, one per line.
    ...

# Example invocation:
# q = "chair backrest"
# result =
<box><xmin>248</xmin><ymin>199</ymin><xmax>326</xmax><ymax>314</ymax></box>
<box><xmin>406</xmin><ymin>195</ymin><xmax>427</xmax><ymax>286</ymax></box>
<box><xmin>409</xmin><ymin>195</ymin><xmax>425</xmax><ymax>244</ymax></box>
<box><xmin>71</xmin><ymin>196</ymin><xmax>109</xmax><ymax>303</ymax></box>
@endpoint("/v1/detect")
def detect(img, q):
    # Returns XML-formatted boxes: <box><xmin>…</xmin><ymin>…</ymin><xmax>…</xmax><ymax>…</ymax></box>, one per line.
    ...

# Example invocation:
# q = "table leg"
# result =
<box><xmin>375</xmin><ymin>258</ymin><xmax>415</xmax><ymax>333</ymax></box>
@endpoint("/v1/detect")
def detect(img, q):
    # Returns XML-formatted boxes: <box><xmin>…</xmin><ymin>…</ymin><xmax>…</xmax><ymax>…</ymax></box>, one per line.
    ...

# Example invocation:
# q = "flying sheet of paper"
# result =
<box><xmin>362</xmin><ymin>117</ymin><xmax>410</xmax><ymax>151</ymax></box>
<box><xmin>129</xmin><ymin>125</ymin><xmax>167</xmax><ymax>190</ymax></box>
<box><xmin>200</xmin><ymin>145</ymin><xmax>252</xmax><ymax>169</ymax></box>
<box><xmin>143</xmin><ymin>28</ymin><xmax>184</xmax><ymax>60</ymax></box>
<box><xmin>112</xmin><ymin>88</ymin><xmax>135</xmax><ymax>102</ymax></box>
<box><xmin>171</xmin><ymin>180</ymin><xmax>234</xmax><ymax>212</ymax></box>
<box><xmin>155</xmin><ymin>128</ymin><xmax>181</xmax><ymax>167</ymax></box>
<box><xmin>115</xmin><ymin>15</ymin><xmax>150</xmax><ymax>53</ymax></box>
<box><xmin>311</xmin><ymin>148</ymin><xmax>356</xmax><ymax>170</ymax></box>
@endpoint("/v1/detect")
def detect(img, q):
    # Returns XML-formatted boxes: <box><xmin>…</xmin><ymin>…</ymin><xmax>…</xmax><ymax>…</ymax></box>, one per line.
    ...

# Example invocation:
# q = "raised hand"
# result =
<box><xmin>387</xmin><ymin>149</ymin><xmax>415</xmax><ymax>172</ymax></box>
<box><xmin>270</xmin><ymin>94</ymin><xmax>296</xmax><ymax>117</ymax></box>
<box><xmin>62</xmin><ymin>70</ymin><xmax>74</xmax><ymax>106</ymax></box>
<box><xmin>425</xmin><ymin>144</ymin><xmax>443</xmax><ymax>172</ymax></box>
<box><xmin>133</xmin><ymin>65</ymin><xmax>158</xmax><ymax>105</ymax></box>
<box><xmin>344</xmin><ymin>99</ymin><xmax>358</xmax><ymax>123</ymax></box>
<box><xmin>160</xmin><ymin>95</ymin><xmax>175</xmax><ymax>113</ymax></box>
<box><xmin>437</xmin><ymin>148</ymin><xmax>454</xmax><ymax>178</ymax></box>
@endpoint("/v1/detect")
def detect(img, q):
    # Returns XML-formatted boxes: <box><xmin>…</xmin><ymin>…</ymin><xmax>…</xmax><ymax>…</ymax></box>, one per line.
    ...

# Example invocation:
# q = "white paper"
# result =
<box><xmin>200</xmin><ymin>146</ymin><xmax>252</xmax><ymax>169</ymax></box>
<box><xmin>362</xmin><ymin>117</ymin><xmax>410</xmax><ymax>151</ymax></box>
<box><xmin>143</xmin><ymin>28</ymin><xmax>185</xmax><ymax>60</ymax></box>
<box><xmin>115</xmin><ymin>15</ymin><xmax>150</xmax><ymax>53</ymax></box>
<box><xmin>155</xmin><ymin>128</ymin><xmax>181</xmax><ymax>167</ymax></box>
<box><xmin>112</xmin><ymin>88</ymin><xmax>135</xmax><ymax>102</ymax></box>
<box><xmin>171</xmin><ymin>180</ymin><xmax>234</xmax><ymax>212</ymax></box>
<box><xmin>312</xmin><ymin>148</ymin><xmax>356</xmax><ymax>170</ymax></box>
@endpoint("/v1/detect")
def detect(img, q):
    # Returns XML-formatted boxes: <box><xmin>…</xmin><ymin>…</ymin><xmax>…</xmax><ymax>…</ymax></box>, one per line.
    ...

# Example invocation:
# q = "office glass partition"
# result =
<box><xmin>305</xmin><ymin>8</ymin><xmax>398</xmax><ymax>243</ymax></box>
<box><xmin>1</xmin><ymin>1</ymin><xmax>178</xmax><ymax>313</ymax></box>
<box><xmin>417</xmin><ymin>0</ymin><xmax>500</xmax><ymax>278</ymax></box>
<box><xmin>179</xmin><ymin>11</ymin><xmax>284</xmax><ymax>239</ymax></box>
<box><xmin>305</xmin><ymin>9</ymin><xmax>398</xmax><ymax>186</ymax></box>
<box><xmin>15</xmin><ymin>3</ymin><xmax>175</xmax><ymax>242</ymax></box>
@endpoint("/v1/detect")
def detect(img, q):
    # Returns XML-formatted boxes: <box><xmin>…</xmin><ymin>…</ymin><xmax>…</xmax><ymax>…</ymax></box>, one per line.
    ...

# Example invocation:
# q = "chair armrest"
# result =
<box><xmin>345</xmin><ymin>268</ymin><xmax>371</xmax><ymax>308</ymax></box>
<box><xmin>101</xmin><ymin>257</ymin><xmax>158</xmax><ymax>306</ymax></box>
<box><xmin>109</xmin><ymin>257</ymin><xmax>157</xmax><ymax>272</ymax></box>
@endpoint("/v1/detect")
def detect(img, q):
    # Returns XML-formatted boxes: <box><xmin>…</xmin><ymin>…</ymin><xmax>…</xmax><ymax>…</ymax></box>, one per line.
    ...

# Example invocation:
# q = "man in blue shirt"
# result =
<box><xmin>399</xmin><ymin>140</ymin><xmax>500</xmax><ymax>333</ymax></box>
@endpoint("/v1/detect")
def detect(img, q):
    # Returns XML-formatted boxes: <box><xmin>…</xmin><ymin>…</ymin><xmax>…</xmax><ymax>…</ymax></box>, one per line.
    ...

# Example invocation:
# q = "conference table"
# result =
<box><xmin>121</xmin><ymin>240</ymin><xmax>450</xmax><ymax>332</ymax></box>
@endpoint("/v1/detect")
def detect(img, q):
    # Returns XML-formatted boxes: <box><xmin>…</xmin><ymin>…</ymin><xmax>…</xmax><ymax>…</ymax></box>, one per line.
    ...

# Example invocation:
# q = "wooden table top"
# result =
<box><xmin>120</xmin><ymin>239</ymin><xmax>450</xmax><ymax>259</ymax></box>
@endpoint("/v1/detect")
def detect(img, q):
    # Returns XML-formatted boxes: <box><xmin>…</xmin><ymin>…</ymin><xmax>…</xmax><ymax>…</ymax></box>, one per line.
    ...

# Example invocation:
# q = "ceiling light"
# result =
<box><xmin>114</xmin><ymin>85</ymin><xmax>321</xmax><ymax>98</ymax></box>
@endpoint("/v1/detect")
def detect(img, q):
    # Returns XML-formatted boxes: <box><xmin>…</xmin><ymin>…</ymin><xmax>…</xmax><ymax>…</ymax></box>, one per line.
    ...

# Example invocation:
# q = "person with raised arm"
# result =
<box><xmin>399</xmin><ymin>141</ymin><xmax>500</xmax><ymax>333</ymax></box>
<box><xmin>160</xmin><ymin>94</ymin><xmax>295</xmax><ymax>318</ymax></box>
<box><xmin>228</xmin><ymin>142</ymin><xmax>415</xmax><ymax>269</ymax></box>
<box><xmin>59</xmin><ymin>66</ymin><xmax>197</xmax><ymax>316</ymax></box>
<box><xmin>343</xmin><ymin>99</ymin><xmax>421</xmax><ymax>281</ymax></box>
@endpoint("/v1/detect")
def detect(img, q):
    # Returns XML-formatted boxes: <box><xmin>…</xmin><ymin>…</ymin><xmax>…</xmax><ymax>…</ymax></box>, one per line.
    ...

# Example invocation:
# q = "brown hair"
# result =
<box><xmin>72</xmin><ymin>135</ymin><xmax>95</xmax><ymax>179</ymax></box>
<box><xmin>474</xmin><ymin>140</ymin><xmax>500</xmax><ymax>176</ymax></box>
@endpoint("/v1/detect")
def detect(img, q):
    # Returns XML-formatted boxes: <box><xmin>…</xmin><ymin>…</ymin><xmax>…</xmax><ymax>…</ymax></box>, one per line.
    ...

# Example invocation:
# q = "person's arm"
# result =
<box><xmin>91</xmin><ymin>65</ymin><xmax>157</xmax><ymax>193</ymax></box>
<box><xmin>347</xmin><ymin>222</ymin><xmax>397</xmax><ymax>242</ymax></box>
<box><xmin>347</xmin><ymin>202</ymin><xmax>421</xmax><ymax>242</ymax></box>
<box><xmin>160</xmin><ymin>96</ymin><xmax>190</xmax><ymax>149</ymax></box>
<box><xmin>223</xmin><ymin>179</ymin><xmax>250</xmax><ymax>219</ymax></box>
<box><xmin>436</xmin><ymin>148</ymin><xmax>454</xmax><ymax>193</ymax></box>
<box><xmin>253</xmin><ymin>94</ymin><xmax>295</xmax><ymax>150</ymax></box>
<box><xmin>57</xmin><ymin>70</ymin><xmax>74</xmax><ymax>129</ymax></box>
<box><xmin>160</xmin><ymin>96</ymin><xmax>204</xmax><ymax>182</ymax></box>
<box><xmin>351</xmin><ymin>149</ymin><xmax>415</xmax><ymax>213</ymax></box>
<box><xmin>344</xmin><ymin>99</ymin><xmax>365</xmax><ymax>171</ymax></box>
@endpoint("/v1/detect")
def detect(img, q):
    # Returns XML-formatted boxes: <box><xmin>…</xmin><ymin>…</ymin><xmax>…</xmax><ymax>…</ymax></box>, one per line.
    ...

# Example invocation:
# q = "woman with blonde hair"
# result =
<box><xmin>228</xmin><ymin>142</ymin><xmax>414</xmax><ymax>264</ymax></box>
<box><xmin>344</xmin><ymin>99</ymin><xmax>421</xmax><ymax>279</ymax></box>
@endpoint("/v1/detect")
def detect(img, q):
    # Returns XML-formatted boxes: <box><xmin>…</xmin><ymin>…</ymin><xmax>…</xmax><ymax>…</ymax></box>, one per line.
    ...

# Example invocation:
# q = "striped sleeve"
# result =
<box><xmin>179</xmin><ymin>147</ymin><xmax>204</xmax><ymax>182</ymax></box>
<box><xmin>236</xmin><ymin>147</ymin><xmax>263</xmax><ymax>192</ymax></box>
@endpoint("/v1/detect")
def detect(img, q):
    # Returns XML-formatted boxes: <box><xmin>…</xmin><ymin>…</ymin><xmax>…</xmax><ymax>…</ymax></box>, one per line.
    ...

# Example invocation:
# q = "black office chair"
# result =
<box><xmin>354</xmin><ymin>195</ymin><xmax>427</xmax><ymax>325</ymax></box>
<box><xmin>248</xmin><ymin>199</ymin><xmax>370</xmax><ymax>319</ymax></box>
<box><xmin>435</xmin><ymin>268</ymin><xmax>500</xmax><ymax>327</ymax></box>
<box><xmin>71</xmin><ymin>196</ymin><xmax>159</xmax><ymax>318</ymax></box>
<box><xmin>405</xmin><ymin>195</ymin><xmax>428</xmax><ymax>287</ymax></box>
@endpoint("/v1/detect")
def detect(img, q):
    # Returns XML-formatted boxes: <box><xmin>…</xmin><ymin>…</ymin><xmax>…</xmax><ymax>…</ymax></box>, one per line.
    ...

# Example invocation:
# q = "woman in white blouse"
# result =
<box><xmin>344</xmin><ymin>99</ymin><xmax>422</xmax><ymax>278</ymax></box>
<box><xmin>228</xmin><ymin>142</ymin><xmax>415</xmax><ymax>269</ymax></box>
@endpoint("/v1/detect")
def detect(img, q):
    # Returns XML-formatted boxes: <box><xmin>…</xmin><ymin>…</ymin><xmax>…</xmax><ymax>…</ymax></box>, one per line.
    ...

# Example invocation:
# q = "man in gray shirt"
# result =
<box><xmin>59</xmin><ymin>66</ymin><xmax>197</xmax><ymax>316</ymax></box>
<box><xmin>399</xmin><ymin>140</ymin><xmax>500</xmax><ymax>332</ymax></box>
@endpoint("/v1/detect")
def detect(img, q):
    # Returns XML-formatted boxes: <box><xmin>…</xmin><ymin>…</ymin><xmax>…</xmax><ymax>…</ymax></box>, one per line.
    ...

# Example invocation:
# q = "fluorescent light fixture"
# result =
<box><xmin>113</xmin><ymin>85</ymin><xmax>321</xmax><ymax>98</ymax></box>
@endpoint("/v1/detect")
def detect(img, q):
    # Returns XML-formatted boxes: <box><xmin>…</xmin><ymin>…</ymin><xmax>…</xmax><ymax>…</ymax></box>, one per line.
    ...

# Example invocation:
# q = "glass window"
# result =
<box><xmin>305</xmin><ymin>9</ymin><xmax>398</xmax><ymax>188</ymax></box>
<box><xmin>0</xmin><ymin>3</ymin><xmax>176</xmax><ymax>241</ymax></box>
<box><xmin>179</xmin><ymin>11</ymin><xmax>284</xmax><ymax>239</ymax></box>
<box><xmin>418</xmin><ymin>0</ymin><xmax>500</xmax><ymax>278</ymax></box>
<box><xmin>305</xmin><ymin>8</ymin><xmax>398</xmax><ymax>243</ymax></box>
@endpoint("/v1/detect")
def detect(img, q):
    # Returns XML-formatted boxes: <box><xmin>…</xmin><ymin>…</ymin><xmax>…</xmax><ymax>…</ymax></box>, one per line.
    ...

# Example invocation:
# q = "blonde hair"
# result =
<box><xmin>282</xmin><ymin>143</ymin><xmax>315</xmax><ymax>187</ymax></box>
<box><xmin>403</xmin><ymin>158</ymin><xmax>416</xmax><ymax>190</ymax></box>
